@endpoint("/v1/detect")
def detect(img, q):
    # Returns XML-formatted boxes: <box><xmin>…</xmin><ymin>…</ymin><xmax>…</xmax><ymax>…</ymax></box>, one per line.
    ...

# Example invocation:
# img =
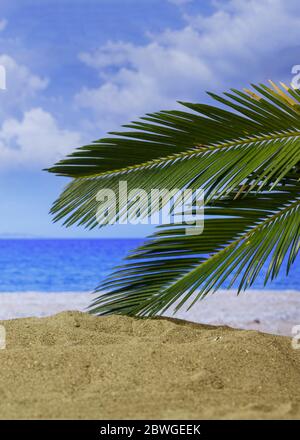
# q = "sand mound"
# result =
<box><xmin>0</xmin><ymin>311</ymin><xmax>299</xmax><ymax>419</ymax></box>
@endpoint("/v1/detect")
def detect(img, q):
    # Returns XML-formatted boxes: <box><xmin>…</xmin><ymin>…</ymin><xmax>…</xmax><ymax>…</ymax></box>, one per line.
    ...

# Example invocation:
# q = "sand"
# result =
<box><xmin>1</xmin><ymin>290</ymin><xmax>300</xmax><ymax>336</ymax></box>
<box><xmin>0</xmin><ymin>311</ymin><xmax>300</xmax><ymax>419</ymax></box>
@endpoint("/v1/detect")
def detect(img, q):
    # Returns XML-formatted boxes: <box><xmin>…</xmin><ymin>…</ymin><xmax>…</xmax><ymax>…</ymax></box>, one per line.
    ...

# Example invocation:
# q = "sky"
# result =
<box><xmin>0</xmin><ymin>0</ymin><xmax>300</xmax><ymax>238</ymax></box>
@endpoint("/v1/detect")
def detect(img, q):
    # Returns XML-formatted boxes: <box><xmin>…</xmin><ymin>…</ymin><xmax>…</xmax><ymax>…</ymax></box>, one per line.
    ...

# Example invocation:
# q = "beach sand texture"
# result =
<box><xmin>0</xmin><ymin>311</ymin><xmax>300</xmax><ymax>419</ymax></box>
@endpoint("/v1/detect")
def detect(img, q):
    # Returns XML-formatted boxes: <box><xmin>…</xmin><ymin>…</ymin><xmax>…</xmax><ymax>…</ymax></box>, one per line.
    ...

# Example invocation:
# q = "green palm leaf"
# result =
<box><xmin>90</xmin><ymin>179</ymin><xmax>300</xmax><ymax>316</ymax></box>
<box><xmin>49</xmin><ymin>81</ymin><xmax>300</xmax><ymax>178</ymax></box>
<box><xmin>48</xmin><ymin>80</ymin><xmax>300</xmax><ymax>316</ymax></box>
<box><xmin>49</xmin><ymin>82</ymin><xmax>300</xmax><ymax>228</ymax></box>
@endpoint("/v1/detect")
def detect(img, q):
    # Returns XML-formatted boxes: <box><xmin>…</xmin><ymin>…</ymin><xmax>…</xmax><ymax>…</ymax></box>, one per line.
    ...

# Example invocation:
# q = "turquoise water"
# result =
<box><xmin>0</xmin><ymin>239</ymin><xmax>299</xmax><ymax>292</ymax></box>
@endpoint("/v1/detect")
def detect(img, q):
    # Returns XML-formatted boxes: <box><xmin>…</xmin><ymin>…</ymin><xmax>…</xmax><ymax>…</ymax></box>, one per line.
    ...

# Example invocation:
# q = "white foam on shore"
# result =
<box><xmin>165</xmin><ymin>289</ymin><xmax>300</xmax><ymax>337</ymax></box>
<box><xmin>0</xmin><ymin>292</ymin><xmax>91</xmax><ymax>320</ymax></box>
<box><xmin>0</xmin><ymin>290</ymin><xmax>299</xmax><ymax>336</ymax></box>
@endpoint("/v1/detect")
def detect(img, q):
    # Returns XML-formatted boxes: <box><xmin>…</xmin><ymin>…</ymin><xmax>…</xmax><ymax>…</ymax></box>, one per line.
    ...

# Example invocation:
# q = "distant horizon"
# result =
<box><xmin>0</xmin><ymin>235</ymin><xmax>145</xmax><ymax>240</ymax></box>
<box><xmin>0</xmin><ymin>239</ymin><xmax>299</xmax><ymax>293</ymax></box>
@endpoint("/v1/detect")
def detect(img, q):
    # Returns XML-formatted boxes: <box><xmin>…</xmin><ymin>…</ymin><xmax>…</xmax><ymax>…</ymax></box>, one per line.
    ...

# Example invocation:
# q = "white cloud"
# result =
<box><xmin>2</xmin><ymin>0</ymin><xmax>300</xmax><ymax>170</ymax></box>
<box><xmin>76</xmin><ymin>0</ymin><xmax>300</xmax><ymax>131</ymax></box>
<box><xmin>0</xmin><ymin>53</ymin><xmax>81</xmax><ymax>170</ymax></box>
<box><xmin>0</xmin><ymin>108</ymin><xmax>82</xmax><ymax>169</ymax></box>
<box><xmin>76</xmin><ymin>40</ymin><xmax>212</xmax><ymax>129</ymax></box>
<box><xmin>0</xmin><ymin>55</ymin><xmax>48</xmax><ymax>118</ymax></box>
<box><xmin>0</xmin><ymin>19</ymin><xmax>7</xmax><ymax>32</ymax></box>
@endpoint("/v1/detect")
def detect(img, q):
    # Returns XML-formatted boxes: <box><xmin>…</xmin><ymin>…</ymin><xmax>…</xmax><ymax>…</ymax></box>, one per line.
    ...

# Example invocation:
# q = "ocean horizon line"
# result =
<box><xmin>0</xmin><ymin>289</ymin><xmax>299</xmax><ymax>294</ymax></box>
<box><xmin>0</xmin><ymin>236</ymin><xmax>145</xmax><ymax>240</ymax></box>
<box><xmin>1</xmin><ymin>239</ymin><xmax>298</xmax><ymax>292</ymax></box>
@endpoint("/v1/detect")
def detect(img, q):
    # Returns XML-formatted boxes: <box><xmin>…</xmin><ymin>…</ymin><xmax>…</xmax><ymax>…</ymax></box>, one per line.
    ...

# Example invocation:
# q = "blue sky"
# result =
<box><xmin>0</xmin><ymin>0</ymin><xmax>300</xmax><ymax>238</ymax></box>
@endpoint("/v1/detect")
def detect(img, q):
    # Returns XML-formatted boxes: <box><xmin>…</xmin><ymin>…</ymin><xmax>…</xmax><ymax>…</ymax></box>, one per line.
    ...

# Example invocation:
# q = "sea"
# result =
<box><xmin>0</xmin><ymin>239</ymin><xmax>299</xmax><ymax>292</ymax></box>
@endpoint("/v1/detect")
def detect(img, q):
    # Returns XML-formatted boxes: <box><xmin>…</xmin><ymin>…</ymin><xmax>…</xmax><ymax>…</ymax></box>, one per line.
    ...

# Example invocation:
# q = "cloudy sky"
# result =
<box><xmin>0</xmin><ymin>0</ymin><xmax>300</xmax><ymax>237</ymax></box>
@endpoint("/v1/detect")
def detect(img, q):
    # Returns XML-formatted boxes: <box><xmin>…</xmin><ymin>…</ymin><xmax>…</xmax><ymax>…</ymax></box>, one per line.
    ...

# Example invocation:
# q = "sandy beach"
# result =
<box><xmin>0</xmin><ymin>310</ymin><xmax>299</xmax><ymax>419</ymax></box>
<box><xmin>0</xmin><ymin>289</ymin><xmax>299</xmax><ymax>336</ymax></box>
<box><xmin>0</xmin><ymin>291</ymin><xmax>299</xmax><ymax>419</ymax></box>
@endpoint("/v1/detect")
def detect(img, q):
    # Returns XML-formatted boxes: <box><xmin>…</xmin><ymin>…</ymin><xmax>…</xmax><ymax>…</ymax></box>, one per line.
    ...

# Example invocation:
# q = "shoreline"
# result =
<box><xmin>0</xmin><ymin>289</ymin><xmax>299</xmax><ymax>336</ymax></box>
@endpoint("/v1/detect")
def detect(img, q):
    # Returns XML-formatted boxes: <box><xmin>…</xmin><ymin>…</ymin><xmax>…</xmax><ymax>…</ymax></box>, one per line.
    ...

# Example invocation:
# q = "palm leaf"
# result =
<box><xmin>48</xmin><ymin>81</ymin><xmax>300</xmax><ymax>316</ymax></box>
<box><xmin>49</xmin><ymin>82</ymin><xmax>300</xmax><ymax>229</ymax></box>
<box><xmin>90</xmin><ymin>178</ymin><xmax>300</xmax><ymax>316</ymax></box>
<box><xmin>49</xmin><ymin>81</ymin><xmax>300</xmax><ymax>178</ymax></box>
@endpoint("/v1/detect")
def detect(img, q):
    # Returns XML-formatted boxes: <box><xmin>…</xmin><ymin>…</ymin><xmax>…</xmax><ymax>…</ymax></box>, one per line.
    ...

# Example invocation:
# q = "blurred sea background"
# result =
<box><xmin>0</xmin><ymin>239</ymin><xmax>299</xmax><ymax>335</ymax></box>
<box><xmin>0</xmin><ymin>239</ymin><xmax>299</xmax><ymax>292</ymax></box>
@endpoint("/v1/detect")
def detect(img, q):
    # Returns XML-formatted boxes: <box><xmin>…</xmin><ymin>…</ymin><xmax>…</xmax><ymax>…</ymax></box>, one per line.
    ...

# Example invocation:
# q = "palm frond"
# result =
<box><xmin>48</xmin><ymin>81</ymin><xmax>300</xmax><ymax>317</ymax></box>
<box><xmin>49</xmin><ymin>82</ymin><xmax>300</xmax><ymax>229</ymax></box>
<box><xmin>48</xmin><ymin>81</ymin><xmax>300</xmax><ymax>178</ymax></box>
<box><xmin>90</xmin><ymin>179</ymin><xmax>300</xmax><ymax>316</ymax></box>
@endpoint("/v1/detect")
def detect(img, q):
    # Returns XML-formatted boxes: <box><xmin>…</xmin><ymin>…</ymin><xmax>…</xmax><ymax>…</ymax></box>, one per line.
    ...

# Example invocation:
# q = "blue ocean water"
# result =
<box><xmin>0</xmin><ymin>239</ymin><xmax>299</xmax><ymax>292</ymax></box>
